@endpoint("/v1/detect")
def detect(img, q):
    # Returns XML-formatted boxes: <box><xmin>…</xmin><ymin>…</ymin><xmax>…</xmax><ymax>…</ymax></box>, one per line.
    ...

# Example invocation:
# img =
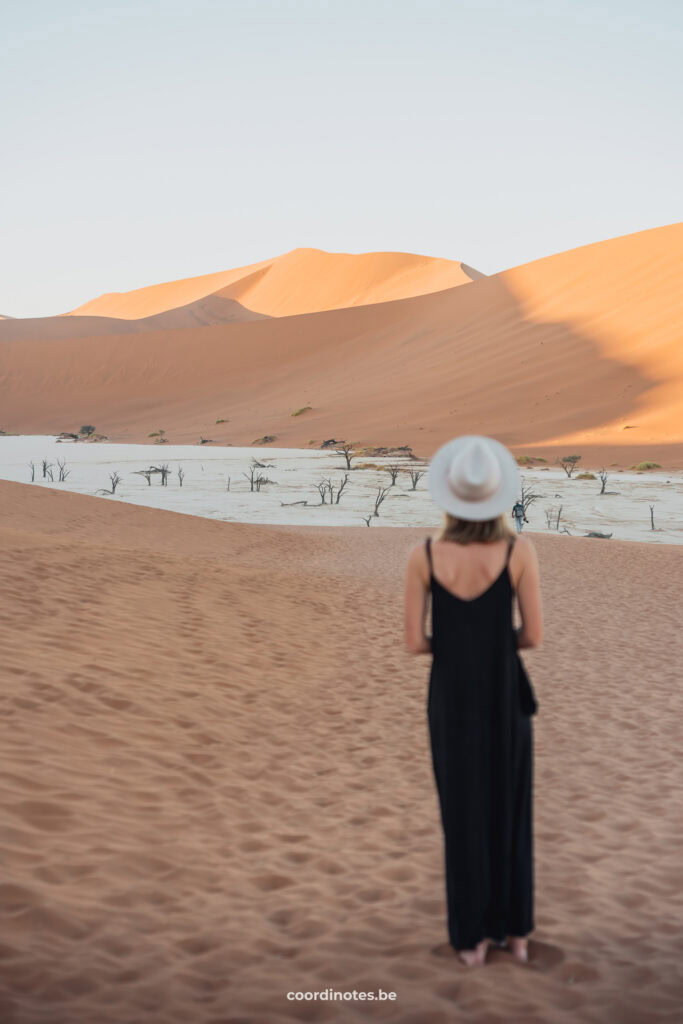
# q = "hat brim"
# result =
<box><xmin>427</xmin><ymin>435</ymin><xmax>520</xmax><ymax>521</ymax></box>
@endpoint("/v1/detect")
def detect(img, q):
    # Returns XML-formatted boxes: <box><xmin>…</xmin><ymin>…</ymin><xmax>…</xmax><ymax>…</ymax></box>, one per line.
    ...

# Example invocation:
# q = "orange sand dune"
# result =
<box><xmin>0</xmin><ymin>478</ymin><xmax>681</xmax><ymax>1023</ymax></box>
<box><xmin>68</xmin><ymin>247</ymin><xmax>481</xmax><ymax>320</ymax></box>
<box><xmin>0</xmin><ymin>249</ymin><xmax>479</xmax><ymax>341</ymax></box>
<box><xmin>0</xmin><ymin>224</ymin><xmax>681</xmax><ymax>467</ymax></box>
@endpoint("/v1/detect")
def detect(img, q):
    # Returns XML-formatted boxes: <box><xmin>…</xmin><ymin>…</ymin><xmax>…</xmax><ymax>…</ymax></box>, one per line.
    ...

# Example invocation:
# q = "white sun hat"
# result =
<box><xmin>427</xmin><ymin>435</ymin><xmax>520</xmax><ymax>521</ymax></box>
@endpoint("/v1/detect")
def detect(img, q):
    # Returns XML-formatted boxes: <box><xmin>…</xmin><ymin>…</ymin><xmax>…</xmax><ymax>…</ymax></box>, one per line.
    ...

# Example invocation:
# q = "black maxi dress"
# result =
<box><xmin>425</xmin><ymin>535</ymin><xmax>535</xmax><ymax>951</ymax></box>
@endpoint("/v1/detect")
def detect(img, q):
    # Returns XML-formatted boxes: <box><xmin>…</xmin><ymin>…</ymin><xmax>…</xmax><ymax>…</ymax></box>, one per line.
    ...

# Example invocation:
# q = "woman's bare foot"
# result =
<box><xmin>508</xmin><ymin>936</ymin><xmax>529</xmax><ymax>963</ymax></box>
<box><xmin>457</xmin><ymin>938</ymin><xmax>490</xmax><ymax>967</ymax></box>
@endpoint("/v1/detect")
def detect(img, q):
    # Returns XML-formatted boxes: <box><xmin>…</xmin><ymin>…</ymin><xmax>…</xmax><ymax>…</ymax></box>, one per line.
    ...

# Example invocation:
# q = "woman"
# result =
<box><xmin>404</xmin><ymin>435</ymin><xmax>543</xmax><ymax>968</ymax></box>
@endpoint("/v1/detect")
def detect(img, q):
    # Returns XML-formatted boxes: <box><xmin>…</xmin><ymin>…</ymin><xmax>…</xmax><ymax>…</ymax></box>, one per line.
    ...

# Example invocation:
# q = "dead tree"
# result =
<box><xmin>649</xmin><ymin>504</ymin><xmax>655</xmax><ymax>530</ymax></box>
<box><xmin>598</xmin><ymin>467</ymin><xmax>609</xmax><ymax>494</ymax></box>
<box><xmin>45</xmin><ymin>465</ymin><xmax>54</xmax><ymax>481</ymax></box>
<box><xmin>243</xmin><ymin>465</ymin><xmax>259</xmax><ymax>491</ymax></box>
<box><xmin>373</xmin><ymin>486</ymin><xmax>390</xmax><ymax>517</ymax></box>
<box><xmin>559</xmin><ymin>455</ymin><xmax>582</xmax><ymax>477</ymax></box>
<box><xmin>96</xmin><ymin>471</ymin><xmax>122</xmax><ymax>495</ymax></box>
<box><xmin>520</xmin><ymin>477</ymin><xmax>541</xmax><ymax>516</ymax></box>
<box><xmin>385</xmin><ymin>464</ymin><xmax>402</xmax><ymax>485</ymax></box>
<box><xmin>335</xmin><ymin>473</ymin><xmax>350</xmax><ymax>503</ymax></box>
<box><xmin>545</xmin><ymin>505</ymin><xmax>564</xmax><ymax>531</ymax></box>
<box><xmin>132</xmin><ymin>469</ymin><xmax>154</xmax><ymax>486</ymax></box>
<box><xmin>56</xmin><ymin>457</ymin><xmax>71</xmax><ymax>481</ymax></box>
<box><xmin>362</xmin><ymin>514</ymin><xmax>373</xmax><ymax>527</ymax></box>
<box><xmin>199</xmin><ymin>438</ymin><xmax>214</xmax><ymax>445</ymax></box>
<box><xmin>407</xmin><ymin>467</ymin><xmax>426</xmax><ymax>490</ymax></box>
<box><xmin>41</xmin><ymin>458</ymin><xmax>53</xmax><ymax>479</ymax></box>
<box><xmin>28</xmin><ymin>461</ymin><xmax>36</xmax><ymax>481</ymax></box>
<box><xmin>244</xmin><ymin>458</ymin><xmax>276</xmax><ymax>491</ymax></box>
<box><xmin>226</xmin><ymin>475</ymin><xmax>230</xmax><ymax>492</ymax></box>
<box><xmin>151</xmin><ymin>464</ymin><xmax>171</xmax><ymax>486</ymax></box>
<box><xmin>254</xmin><ymin>473</ymin><xmax>275</xmax><ymax>492</ymax></box>
<box><xmin>335</xmin><ymin>444</ymin><xmax>356</xmax><ymax>470</ymax></box>
<box><xmin>585</xmin><ymin>531</ymin><xmax>612</xmax><ymax>539</ymax></box>
<box><xmin>177</xmin><ymin>467</ymin><xmax>185</xmax><ymax>487</ymax></box>
<box><xmin>316</xmin><ymin>474</ymin><xmax>350</xmax><ymax>504</ymax></box>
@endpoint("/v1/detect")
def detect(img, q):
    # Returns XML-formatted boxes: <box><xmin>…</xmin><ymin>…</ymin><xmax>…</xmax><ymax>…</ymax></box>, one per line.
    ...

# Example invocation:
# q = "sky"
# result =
<box><xmin>1</xmin><ymin>0</ymin><xmax>681</xmax><ymax>317</ymax></box>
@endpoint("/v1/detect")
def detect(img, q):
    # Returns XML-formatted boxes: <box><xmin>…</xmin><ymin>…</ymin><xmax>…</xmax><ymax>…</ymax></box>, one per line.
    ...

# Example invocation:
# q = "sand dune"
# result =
<box><xmin>0</xmin><ymin>248</ymin><xmax>478</xmax><ymax>341</ymax></box>
<box><xmin>0</xmin><ymin>477</ymin><xmax>681</xmax><ymax>1022</ymax></box>
<box><xmin>67</xmin><ymin>247</ymin><xmax>480</xmax><ymax>321</ymax></box>
<box><xmin>0</xmin><ymin>224</ymin><xmax>681</xmax><ymax>468</ymax></box>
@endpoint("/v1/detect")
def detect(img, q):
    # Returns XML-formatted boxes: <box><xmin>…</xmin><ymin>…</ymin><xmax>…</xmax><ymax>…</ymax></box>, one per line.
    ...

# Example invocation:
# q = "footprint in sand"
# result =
<box><xmin>287</xmin><ymin>918</ymin><xmax>328</xmax><ymax>940</ymax></box>
<box><xmin>176</xmin><ymin>935</ymin><xmax>221</xmax><ymax>957</ymax></box>
<box><xmin>239</xmin><ymin>838</ymin><xmax>268</xmax><ymax>853</ymax></box>
<box><xmin>250</xmin><ymin>873</ymin><xmax>295</xmax><ymax>892</ymax></box>
<box><xmin>526</xmin><ymin>940</ymin><xmax>566</xmax><ymax>970</ymax></box>
<box><xmin>0</xmin><ymin>884</ymin><xmax>40</xmax><ymax>912</ymax></box>
<box><xmin>7</xmin><ymin>800</ymin><xmax>73</xmax><ymax>832</ymax></box>
<box><xmin>556</xmin><ymin>962</ymin><xmax>601</xmax><ymax>984</ymax></box>
<box><xmin>381</xmin><ymin>864</ymin><xmax>416</xmax><ymax>882</ymax></box>
<box><xmin>356</xmin><ymin>886</ymin><xmax>394</xmax><ymax>904</ymax></box>
<box><xmin>268</xmin><ymin>908</ymin><xmax>298</xmax><ymax>928</ymax></box>
<box><xmin>284</xmin><ymin>850</ymin><xmax>312</xmax><ymax>864</ymax></box>
<box><xmin>315</xmin><ymin>858</ymin><xmax>345</xmax><ymax>876</ymax></box>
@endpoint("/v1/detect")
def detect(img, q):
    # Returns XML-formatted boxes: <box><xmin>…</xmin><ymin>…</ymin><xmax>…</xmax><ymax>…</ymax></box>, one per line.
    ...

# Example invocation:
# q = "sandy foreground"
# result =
<box><xmin>1</xmin><ymin>479</ymin><xmax>682</xmax><ymax>1023</ymax></box>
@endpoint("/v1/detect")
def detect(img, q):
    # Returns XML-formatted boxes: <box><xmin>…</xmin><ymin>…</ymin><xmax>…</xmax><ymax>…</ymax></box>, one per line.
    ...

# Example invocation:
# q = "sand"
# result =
<box><xmin>0</xmin><ymin>225</ymin><xmax>681</xmax><ymax>469</ymax></box>
<box><xmin>1</xmin><ymin>477</ymin><xmax>682</xmax><ymax>1023</ymax></box>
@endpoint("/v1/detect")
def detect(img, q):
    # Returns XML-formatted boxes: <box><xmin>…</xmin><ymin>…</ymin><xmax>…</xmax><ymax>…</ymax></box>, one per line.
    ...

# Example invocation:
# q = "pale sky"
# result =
<box><xmin>2</xmin><ymin>0</ymin><xmax>681</xmax><ymax>318</ymax></box>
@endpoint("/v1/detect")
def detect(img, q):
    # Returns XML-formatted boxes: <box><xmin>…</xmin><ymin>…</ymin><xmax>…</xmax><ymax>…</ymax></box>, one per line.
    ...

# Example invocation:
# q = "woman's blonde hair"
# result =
<box><xmin>436</xmin><ymin>512</ymin><xmax>515</xmax><ymax>545</ymax></box>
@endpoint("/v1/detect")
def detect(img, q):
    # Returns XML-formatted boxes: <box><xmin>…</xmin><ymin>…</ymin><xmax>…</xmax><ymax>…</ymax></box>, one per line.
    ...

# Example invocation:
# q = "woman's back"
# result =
<box><xmin>428</xmin><ymin>535</ymin><xmax>542</xmax><ymax>649</ymax></box>
<box><xmin>429</xmin><ymin>536</ymin><xmax>519</xmax><ymax>602</ymax></box>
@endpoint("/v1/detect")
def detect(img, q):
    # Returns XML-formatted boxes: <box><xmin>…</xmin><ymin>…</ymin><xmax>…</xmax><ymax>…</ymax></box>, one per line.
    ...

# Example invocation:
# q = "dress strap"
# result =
<box><xmin>425</xmin><ymin>537</ymin><xmax>434</xmax><ymax>575</ymax></box>
<box><xmin>505</xmin><ymin>536</ymin><xmax>516</xmax><ymax>566</ymax></box>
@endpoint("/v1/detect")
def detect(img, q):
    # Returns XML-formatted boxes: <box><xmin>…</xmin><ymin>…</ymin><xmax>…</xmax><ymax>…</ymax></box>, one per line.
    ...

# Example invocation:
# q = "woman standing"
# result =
<box><xmin>404</xmin><ymin>436</ymin><xmax>543</xmax><ymax>968</ymax></box>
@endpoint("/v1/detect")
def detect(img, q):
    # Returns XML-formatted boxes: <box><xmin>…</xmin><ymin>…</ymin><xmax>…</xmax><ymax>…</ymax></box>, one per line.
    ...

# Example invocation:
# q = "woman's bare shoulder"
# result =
<box><xmin>407</xmin><ymin>537</ymin><xmax>432</xmax><ymax>564</ymax></box>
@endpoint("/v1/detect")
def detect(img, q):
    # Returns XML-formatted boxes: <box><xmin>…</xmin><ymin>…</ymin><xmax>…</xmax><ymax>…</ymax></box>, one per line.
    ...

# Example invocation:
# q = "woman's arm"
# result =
<box><xmin>404</xmin><ymin>544</ymin><xmax>432</xmax><ymax>655</ymax></box>
<box><xmin>514</xmin><ymin>537</ymin><xmax>543</xmax><ymax>649</ymax></box>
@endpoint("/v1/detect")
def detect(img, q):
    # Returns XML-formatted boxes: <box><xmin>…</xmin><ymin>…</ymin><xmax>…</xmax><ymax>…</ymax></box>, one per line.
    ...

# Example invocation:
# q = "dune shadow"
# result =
<box><xmin>369</xmin><ymin>268</ymin><xmax>663</xmax><ymax>450</ymax></box>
